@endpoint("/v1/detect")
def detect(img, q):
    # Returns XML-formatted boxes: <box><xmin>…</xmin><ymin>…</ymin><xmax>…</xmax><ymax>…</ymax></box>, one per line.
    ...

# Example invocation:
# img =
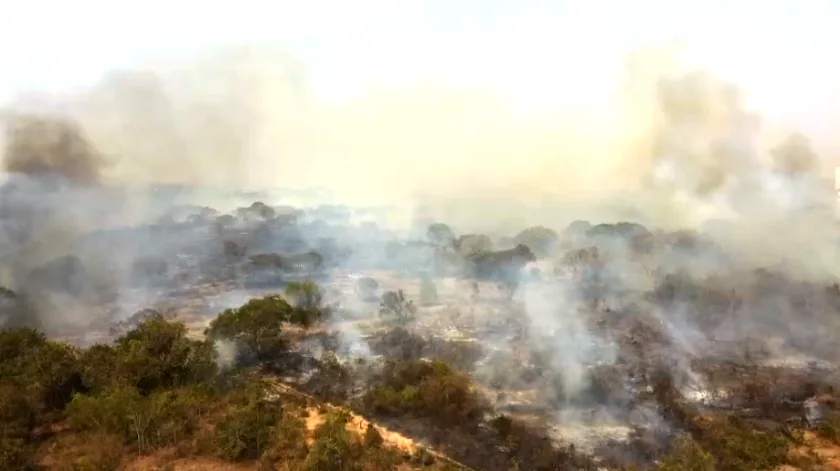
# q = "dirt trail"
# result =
<box><xmin>270</xmin><ymin>380</ymin><xmax>477</xmax><ymax>471</ymax></box>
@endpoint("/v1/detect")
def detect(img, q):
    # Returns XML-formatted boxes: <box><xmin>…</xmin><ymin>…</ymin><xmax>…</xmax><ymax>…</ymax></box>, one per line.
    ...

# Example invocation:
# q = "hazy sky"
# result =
<box><xmin>1</xmin><ymin>0</ymin><xmax>838</xmax><ymax>124</ymax></box>
<box><xmin>0</xmin><ymin>0</ymin><xmax>838</xmax><ymax>226</ymax></box>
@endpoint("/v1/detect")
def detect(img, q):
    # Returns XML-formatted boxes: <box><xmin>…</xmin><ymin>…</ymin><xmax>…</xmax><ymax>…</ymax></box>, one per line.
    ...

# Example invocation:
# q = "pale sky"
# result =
<box><xmin>0</xmin><ymin>0</ymin><xmax>838</xmax><ymax>226</ymax></box>
<box><xmin>0</xmin><ymin>0</ymin><xmax>838</xmax><ymax>122</ymax></box>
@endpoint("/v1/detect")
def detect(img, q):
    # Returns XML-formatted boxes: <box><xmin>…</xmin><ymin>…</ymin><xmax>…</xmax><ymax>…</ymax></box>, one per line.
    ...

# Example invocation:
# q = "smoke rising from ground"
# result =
<box><xmin>6</xmin><ymin>44</ymin><xmax>834</xmax><ymax>226</ymax></box>
<box><xmin>0</xmin><ymin>112</ymin><xmax>120</xmax><ymax>331</ymax></box>
<box><xmin>1</xmin><ymin>44</ymin><xmax>840</xmax><ymax>458</ymax></box>
<box><xmin>0</xmin><ymin>42</ymin><xmax>836</xmax><ymax>329</ymax></box>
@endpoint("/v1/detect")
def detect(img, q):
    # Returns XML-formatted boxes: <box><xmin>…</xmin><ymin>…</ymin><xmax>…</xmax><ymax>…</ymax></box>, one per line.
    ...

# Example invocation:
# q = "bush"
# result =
<box><xmin>696</xmin><ymin>417</ymin><xmax>790</xmax><ymax>471</ymax></box>
<box><xmin>206</xmin><ymin>295</ymin><xmax>295</xmax><ymax>364</ymax></box>
<box><xmin>111</xmin><ymin>314</ymin><xmax>216</xmax><ymax>393</ymax></box>
<box><xmin>262</xmin><ymin>411</ymin><xmax>309</xmax><ymax>465</ymax></box>
<box><xmin>0</xmin><ymin>436</ymin><xmax>38</xmax><ymax>471</ymax></box>
<box><xmin>304</xmin><ymin>410</ymin><xmax>359</xmax><ymax>471</ymax></box>
<box><xmin>284</xmin><ymin>280</ymin><xmax>327</xmax><ymax>327</ymax></box>
<box><xmin>215</xmin><ymin>383</ymin><xmax>282</xmax><ymax>461</ymax></box>
<box><xmin>50</xmin><ymin>433</ymin><xmax>126</xmax><ymax>471</ymax></box>
<box><xmin>77</xmin><ymin>344</ymin><xmax>117</xmax><ymax>394</ymax></box>
<box><xmin>66</xmin><ymin>385</ymin><xmax>212</xmax><ymax>453</ymax></box>
<box><xmin>0</xmin><ymin>327</ymin><xmax>83</xmax><ymax>423</ymax></box>
<box><xmin>366</xmin><ymin>360</ymin><xmax>484</xmax><ymax>427</ymax></box>
<box><xmin>657</xmin><ymin>434</ymin><xmax>715</xmax><ymax>471</ymax></box>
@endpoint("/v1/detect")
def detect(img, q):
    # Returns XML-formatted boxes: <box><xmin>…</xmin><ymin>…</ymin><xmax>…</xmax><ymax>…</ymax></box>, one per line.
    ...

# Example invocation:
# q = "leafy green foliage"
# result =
<box><xmin>262</xmin><ymin>410</ymin><xmax>309</xmax><ymax>464</ymax></box>
<box><xmin>0</xmin><ymin>327</ymin><xmax>84</xmax><ymax>422</ymax></box>
<box><xmin>304</xmin><ymin>410</ymin><xmax>358</xmax><ymax>471</ymax></box>
<box><xmin>66</xmin><ymin>385</ymin><xmax>212</xmax><ymax>453</ymax></box>
<box><xmin>284</xmin><ymin>280</ymin><xmax>326</xmax><ymax>327</ymax></box>
<box><xmin>77</xmin><ymin>344</ymin><xmax>118</xmax><ymax>394</ymax></box>
<box><xmin>301</xmin><ymin>409</ymin><xmax>405</xmax><ymax>471</ymax></box>
<box><xmin>214</xmin><ymin>386</ymin><xmax>281</xmax><ymax>461</ymax></box>
<box><xmin>699</xmin><ymin>417</ymin><xmax>790</xmax><ymax>471</ymax></box>
<box><xmin>0</xmin><ymin>327</ymin><xmax>85</xmax><ymax>468</ymax></box>
<box><xmin>366</xmin><ymin>360</ymin><xmax>484</xmax><ymax>427</ymax></box>
<box><xmin>657</xmin><ymin>434</ymin><xmax>716</xmax><ymax>471</ymax></box>
<box><xmin>206</xmin><ymin>295</ymin><xmax>295</xmax><ymax>364</ymax></box>
<box><xmin>111</xmin><ymin>313</ymin><xmax>216</xmax><ymax>393</ymax></box>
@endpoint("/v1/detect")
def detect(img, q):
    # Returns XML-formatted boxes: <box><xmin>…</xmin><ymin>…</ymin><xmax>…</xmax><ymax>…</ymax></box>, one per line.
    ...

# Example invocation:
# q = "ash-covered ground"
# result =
<box><xmin>3</xmin><ymin>88</ymin><xmax>840</xmax><ymax>469</ymax></box>
<box><xmin>5</xmin><ymin>177</ymin><xmax>840</xmax><ymax>468</ymax></box>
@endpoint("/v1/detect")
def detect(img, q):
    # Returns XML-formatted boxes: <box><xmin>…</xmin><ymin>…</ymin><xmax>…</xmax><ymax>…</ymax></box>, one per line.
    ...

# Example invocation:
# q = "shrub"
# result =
<box><xmin>0</xmin><ymin>327</ymin><xmax>83</xmax><ymax>422</ymax></box>
<box><xmin>697</xmin><ymin>417</ymin><xmax>790</xmax><ymax>471</ymax></box>
<box><xmin>51</xmin><ymin>432</ymin><xmax>126</xmax><ymax>471</ymax></box>
<box><xmin>77</xmin><ymin>344</ymin><xmax>117</xmax><ymax>394</ymax></box>
<box><xmin>284</xmin><ymin>280</ymin><xmax>326</xmax><ymax>327</ymax></box>
<box><xmin>66</xmin><ymin>385</ymin><xmax>211</xmax><ymax>453</ymax></box>
<box><xmin>262</xmin><ymin>411</ymin><xmax>309</xmax><ymax>465</ymax></box>
<box><xmin>206</xmin><ymin>295</ymin><xmax>295</xmax><ymax>364</ymax></box>
<box><xmin>817</xmin><ymin>410</ymin><xmax>840</xmax><ymax>444</ymax></box>
<box><xmin>215</xmin><ymin>384</ymin><xmax>282</xmax><ymax>462</ymax></box>
<box><xmin>366</xmin><ymin>360</ymin><xmax>484</xmax><ymax>427</ymax></box>
<box><xmin>112</xmin><ymin>314</ymin><xmax>216</xmax><ymax>393</ymax></box>
<box><xmin>657</xmin><ymin>434</ymin><xmax>715</xmax><ymax>471</ymax></box>
<box><xmin>303</xmin><ymin>410</ymin><xmax>360</xmax><ymax>471</ymax></box>
<box><xmin>0</xmin><ymin>436</ymin><xmax>38</xmax><ymax>471</ymax></box>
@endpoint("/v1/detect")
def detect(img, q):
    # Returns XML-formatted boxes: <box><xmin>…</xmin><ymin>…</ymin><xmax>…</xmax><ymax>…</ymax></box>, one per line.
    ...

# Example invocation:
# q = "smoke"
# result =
<box><xmin>213</xmin><ymin>338</ymin><xmax>238</xmax><ymax>371</ymax></box>
<box><xmin>5</xmin><ymin>43</ymin><xmax>833</xmax><ymax>236</ymax></box>
<box><xmin>0</xmin><ymin>112</ymin><xmax>119</xmax><ymax>331</ymax></box>
<box><xmin>2</xmin><ymin>40</ymin><xmax>840</xmax><ymax>458</ymax></box>
<box><xmin>518</xmin><ymin>280</ymin><xmax>617</xmax><ymax>399</ymax></box>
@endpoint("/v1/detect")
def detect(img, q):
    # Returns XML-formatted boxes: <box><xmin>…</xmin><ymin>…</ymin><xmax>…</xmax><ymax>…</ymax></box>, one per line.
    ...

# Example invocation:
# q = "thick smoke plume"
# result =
<box><xmin>1</xmin><ymin>43</ymin><xmax>840</xmax><ymax>461</ymax></box>
<box><xmin>0</xmin><ymin>113</ymin><xmax>118</xmax><ymax>332</ymax></box>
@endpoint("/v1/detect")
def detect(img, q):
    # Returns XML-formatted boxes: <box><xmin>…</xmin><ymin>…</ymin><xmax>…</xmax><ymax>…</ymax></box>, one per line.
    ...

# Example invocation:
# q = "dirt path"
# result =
<box><xmin>270</xmin><ymin>381</ymin><xmax>477</xmax><ymax>471</ymax></box>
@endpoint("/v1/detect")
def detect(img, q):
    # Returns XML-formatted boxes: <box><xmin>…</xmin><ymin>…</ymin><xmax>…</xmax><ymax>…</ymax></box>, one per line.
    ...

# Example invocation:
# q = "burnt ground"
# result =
<box><xmin>16</xmin><ymin>222</ymin><xmax>840</xmax><ymax>470</ymax></box>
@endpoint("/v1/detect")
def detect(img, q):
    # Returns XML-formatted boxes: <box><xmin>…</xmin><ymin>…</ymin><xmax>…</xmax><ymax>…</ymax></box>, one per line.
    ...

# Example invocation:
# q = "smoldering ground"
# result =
<box><xmin>1</xmin><ymin>43</ymin><xmax>840</xmax><ymax>465</ymax></box>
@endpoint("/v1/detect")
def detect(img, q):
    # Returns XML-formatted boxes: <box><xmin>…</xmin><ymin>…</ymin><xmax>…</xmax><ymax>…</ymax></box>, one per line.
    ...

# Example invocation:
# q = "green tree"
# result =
<box><xmin>206</xmin><ymin>295</ymin><xmax>294</xmax><ymax>365</ymax></box>
<box><xmin>113</xmin><ymin>313</ymin><xmax>216</xmax><ymax>393</ymax></box>
<box><xmin>284</xmin><ymin>280</ymin><xmax>326</xmax><ymax>327</ymax></box>
<box><xmin>0</xmin><ymin>327</ymin><xmax>83</xmax><ymax>421</ymax></box>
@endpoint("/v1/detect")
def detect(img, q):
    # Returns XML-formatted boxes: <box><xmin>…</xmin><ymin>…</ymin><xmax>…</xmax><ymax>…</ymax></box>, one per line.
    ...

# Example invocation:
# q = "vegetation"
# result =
<box><xmin>205</xmin><ymin>294</ymin><xmax>297</xmax><ymax>365</ymax></box>
<box><xmin>2</xmin><ymin>254</ymin><xmax>838</xmax><ymax>471</ymax></box>
<box><xmin>284</xmin><ymin>279</ymin><xmax>327</xmax><ymax>327</ymax></box>
<box><xmin>0</xmin><ymin>286</ymin><xmax>468</xmax><ymax>471</ymax></box>
<box><xmin>365</xmin><ymin>359</ymin><xmax>485</xmax><ymax>428</ymax></box>
<box><xmin>379</xmin><ymin>289</ymin><xmax>417</xmax><ymax>325</ymax></box>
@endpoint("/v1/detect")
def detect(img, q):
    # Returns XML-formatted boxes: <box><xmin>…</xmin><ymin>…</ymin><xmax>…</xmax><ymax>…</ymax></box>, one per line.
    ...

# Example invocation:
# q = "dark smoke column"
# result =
<box><xmin>0</xmin><ymin>112</ymin><xmax>110</xmax><ymax>331</ymax></box>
